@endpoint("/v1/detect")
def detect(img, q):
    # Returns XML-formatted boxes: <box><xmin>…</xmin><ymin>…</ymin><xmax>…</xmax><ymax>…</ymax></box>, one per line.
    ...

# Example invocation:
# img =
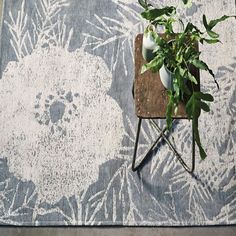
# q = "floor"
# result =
<box><xmin>0</xmin><ymin>0</ymin><xmax>235</xmax><ymax>235</ymax></box>
<box><xmin>0</xmin><ymin>226</ymin><xmax>235</xmax><ymax>236</ymax></box>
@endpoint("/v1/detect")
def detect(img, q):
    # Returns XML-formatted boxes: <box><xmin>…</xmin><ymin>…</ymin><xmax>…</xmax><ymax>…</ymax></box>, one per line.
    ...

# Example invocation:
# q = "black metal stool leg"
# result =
<box><xmin>150</xmin><ymin>119</ymin><xmax>195</xmax><ymax>174</ymax></box>
<box><xmin>132</xmin><ymin>118</ymin><xmax>168</xmax><ymax>171</ymax></box>
<box><xmin>132</xmin><ymin>118</ymin><xmax>142</xmax><ymax>171</ymax></box>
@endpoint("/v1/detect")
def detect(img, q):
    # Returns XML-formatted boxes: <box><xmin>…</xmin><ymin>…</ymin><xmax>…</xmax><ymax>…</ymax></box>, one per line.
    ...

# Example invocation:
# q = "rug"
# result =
<box><xmin>0</xmin><ymin>0</ymin><xmax>235</xmax><ymax>226</ymax></box>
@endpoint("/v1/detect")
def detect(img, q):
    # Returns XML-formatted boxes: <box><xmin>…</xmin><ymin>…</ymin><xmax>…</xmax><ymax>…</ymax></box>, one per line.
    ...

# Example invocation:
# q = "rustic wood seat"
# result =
<box><xmin>134</xmin><ymin>34</ymin><xmax>200</xmax><ymax>119</ymax></box>
<box><xmin>132</xmin><ymin>34</ymin><xmax>199</xmax><ymax>174</ymax></box>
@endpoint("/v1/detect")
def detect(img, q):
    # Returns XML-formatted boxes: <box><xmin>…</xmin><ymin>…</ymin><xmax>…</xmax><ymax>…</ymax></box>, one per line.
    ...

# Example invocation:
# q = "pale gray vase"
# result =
<box><xmin>142</xmin><ymin>28</ymin><xmax>157</xmax><ymax>62</ymax></box>
<box><xmin>159</xmin><ymin>64</ymin><xmax>175</xmax><ymax>90</ymax></box>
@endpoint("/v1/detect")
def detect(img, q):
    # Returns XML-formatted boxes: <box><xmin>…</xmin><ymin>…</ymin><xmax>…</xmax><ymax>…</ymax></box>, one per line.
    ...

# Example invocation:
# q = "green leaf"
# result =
<box><xmin>197</xmin><ymin>100</ymin><xmax>210</xmax><ymax>112</ymax></box>
<box><xmin>177</xmin><ymin>32</ymin><xmax>186</xmax><ymax>47</ymax></box>
<box><xmin>202</xmin><ymin>15</ymin><xmax>236</xmax><ymax>39</ymax></box>
<box><xmin>190</xmin><ymin>59</ymin><xmax>219</xmax><ymax>89</ymax></box>
<box><xmin>185</xmin><ymin>96</ymin><xmax>193</xmax><ymax>119</ymax></box>
<box><xmin>178</xmin><ymin>66</ymin><xmax>186</xmax><ymax>77</ymax></box>
<box><xmin>200</xmin><ymin>38</ymin><xmax>221</xmax><ymax>44</ymax></box>
<box><xmin>193</xmin><ymin>122</ymin><xmax>207</xmax><ymax>160</ymax></box>
<box><xmin>203</xmin><ymin>14</ymin><xmax>234</xmax><ymax>31</ymax></box>
<box><xmin>175</xmin><ymin>67</ymin><xmax>191</xmax><ymax>95</ymax></box>
<box><xmin>141</xmin><ymin>56</ymin><xmax>164</xmax><ymax>74</ymax></box>
<box><xmin>207</xmin><ymin>30</ymin><xmax>219</xmax><ymax>38</ymax></box>
<box><xmin>165</xmin><ymin>17</ymin><xmax>175</xmax><ymax>34</ymax></box>
<box><xmin>190</xmin><ymin>59</ymin><xmax>208</xmax><ymax>70</ymax></box>
<box><xmin>203</xmin><ymin>14</ymin><xmax>208</xmax><ymax>30</ymax></box>
<box><xmin>184</xmin><ymin>22</ymin><xmax>203</xmax><ymax>34</ymax></box>
<box><xmin>141</xmin><ymin>6</ymin><xmax>176</xmax><ymax>21</ymax></box>
<box><xmin>173</xmin><ymin>78</ymin><xmax>180</xmax><ymax>98</ymax></box>
<box><xmin>138</xmin><ymin>0</ymin><xmax>152</xmax><ymax>10</ymax></box>
<box><xmin>185</xmin><ymin>92</ymin><xmax>212</xmax><ymax>160</ymax></box>
<box><xmin>166</xmin><ymin>92</ymin><xmax>174</xmax><ymax>129</ymax></box>
<box><xmin>208</xmin><ymin>15</ymin><xmax>234</xmax><ymax>30</ymax></box>
<box><xmin>182</xmin><ymin>0</ymin><xmax>193</xmax><ymax>8</ymax></box>
<box><xmin>195</xmin><ymin>92</ymin><xmax>214</xmax><ymax>102</ymax></box>
<box><xmin>138</xmin><ymin>0</ymin><xmax>146</xmax><ymax>9</ymax></box>
<box><xmin>141</xmin><ymin>65</ymin><xmax>148</xmax><ymax>74</ymax></box>
<box><xmin>151</xmin><ymin>31</ymin><xmax>167</xmax><ymax>48</ymax></box>
<box><xmin>199</xmin><ymin>146</ymin><xmax>207</xmax><ymax>160</ymax></box>
<box><xmin>184</xmin><ymin>46</ymin><xmax>199</xmax><ymax>60</ymax></box>
<box><xmin>187</xmin><ymin>71</ymin><xmax>198</xmax><ymax>84</ymax></box>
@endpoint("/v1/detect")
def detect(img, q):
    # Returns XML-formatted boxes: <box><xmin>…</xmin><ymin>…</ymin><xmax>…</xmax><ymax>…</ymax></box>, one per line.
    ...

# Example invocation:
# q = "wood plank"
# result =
<box><xmin>134</xmin><ymin>34</ymin><xmax>200</xmax><ymax>119</ymax></box>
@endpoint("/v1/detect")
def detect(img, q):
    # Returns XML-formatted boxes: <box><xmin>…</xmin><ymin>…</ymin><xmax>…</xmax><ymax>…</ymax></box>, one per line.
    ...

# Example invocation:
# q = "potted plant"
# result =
<box><xmin>138</xmin><ymin>0</ymin><xmax>235</xmax><ymax>159</ymax></box>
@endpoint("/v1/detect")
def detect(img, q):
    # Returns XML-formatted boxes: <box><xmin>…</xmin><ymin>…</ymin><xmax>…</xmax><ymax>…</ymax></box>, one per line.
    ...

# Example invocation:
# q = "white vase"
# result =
<box><xmin>142</xmin><ymin>26</ymin><xmax>157</xmax><ymax>62</ymax></box>
<box><xmin>159</xmin><ymin>64</ymin><xmax>175</xmax><ymax>90</ymax></box>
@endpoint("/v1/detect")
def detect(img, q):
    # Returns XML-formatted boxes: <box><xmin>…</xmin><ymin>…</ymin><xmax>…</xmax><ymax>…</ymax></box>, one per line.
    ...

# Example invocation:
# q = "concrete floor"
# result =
<box><xmin>0</xmin><ymin>226</ymin><xmax>235</xmax><ymax>236</ymax></box>
<box><xmin>0</xmin><ymin>0</ymin><xmax>236</xmax><ymax>235</ymax></box>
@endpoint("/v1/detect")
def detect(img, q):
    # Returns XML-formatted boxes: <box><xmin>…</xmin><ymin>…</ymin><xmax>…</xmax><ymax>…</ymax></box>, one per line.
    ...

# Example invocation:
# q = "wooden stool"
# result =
<box><xmin>132</xmin><ymin>34</ymin><xmax>200</xmax><ymax>174</ymax></box>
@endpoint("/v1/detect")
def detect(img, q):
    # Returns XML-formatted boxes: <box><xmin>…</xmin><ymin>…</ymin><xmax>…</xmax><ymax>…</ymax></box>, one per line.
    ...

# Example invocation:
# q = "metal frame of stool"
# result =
<box><xmin>132</xmin><ymin>118</ymin><xmax>195</xmax><ymax>174</ymax></box>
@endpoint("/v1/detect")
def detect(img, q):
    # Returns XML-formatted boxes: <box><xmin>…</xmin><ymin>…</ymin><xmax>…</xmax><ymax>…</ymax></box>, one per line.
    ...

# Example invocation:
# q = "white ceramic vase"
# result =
<box><xmin>142</xmin><ymin>25</ymin><xmax>157</xmax><ymax>62</ymax></box>
<box><xmin>159</xmin><ymin>64</ymin><xmax>175</xmax><ymax>90</ymax></box>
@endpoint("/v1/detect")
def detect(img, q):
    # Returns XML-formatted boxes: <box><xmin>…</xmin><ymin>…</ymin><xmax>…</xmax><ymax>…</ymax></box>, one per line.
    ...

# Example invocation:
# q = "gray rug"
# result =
<box><xmin>0</xmin><ymin>0</ymin><xmax>236</xmax><ymax>226</ymax></box>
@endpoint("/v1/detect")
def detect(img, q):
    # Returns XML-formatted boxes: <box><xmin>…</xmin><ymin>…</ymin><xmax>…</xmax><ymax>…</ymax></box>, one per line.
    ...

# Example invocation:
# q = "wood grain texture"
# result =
<box><xmin>134</xmin><ymin>34</ymin><xmax>200</xmax><ymax>119</ymax></box>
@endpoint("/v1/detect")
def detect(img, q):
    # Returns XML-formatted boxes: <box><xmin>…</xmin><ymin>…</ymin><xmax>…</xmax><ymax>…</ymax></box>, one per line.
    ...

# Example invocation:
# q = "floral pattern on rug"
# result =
<box><xmin>0</xmin><ymin>0</ymin><xmax>235</xmax><ymax>226</ymax></box>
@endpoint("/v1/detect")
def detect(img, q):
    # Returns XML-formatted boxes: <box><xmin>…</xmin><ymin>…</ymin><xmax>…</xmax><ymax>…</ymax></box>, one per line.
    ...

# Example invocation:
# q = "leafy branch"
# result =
<box><xmin>186</xmin><ymin>92</ymin><xmax>214</xmax><ymax>159</ymax></box>
<box><xmin>138</xmin><ymin>0</ymin><xmax>236</xmax><ymax>159</ymax></box>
